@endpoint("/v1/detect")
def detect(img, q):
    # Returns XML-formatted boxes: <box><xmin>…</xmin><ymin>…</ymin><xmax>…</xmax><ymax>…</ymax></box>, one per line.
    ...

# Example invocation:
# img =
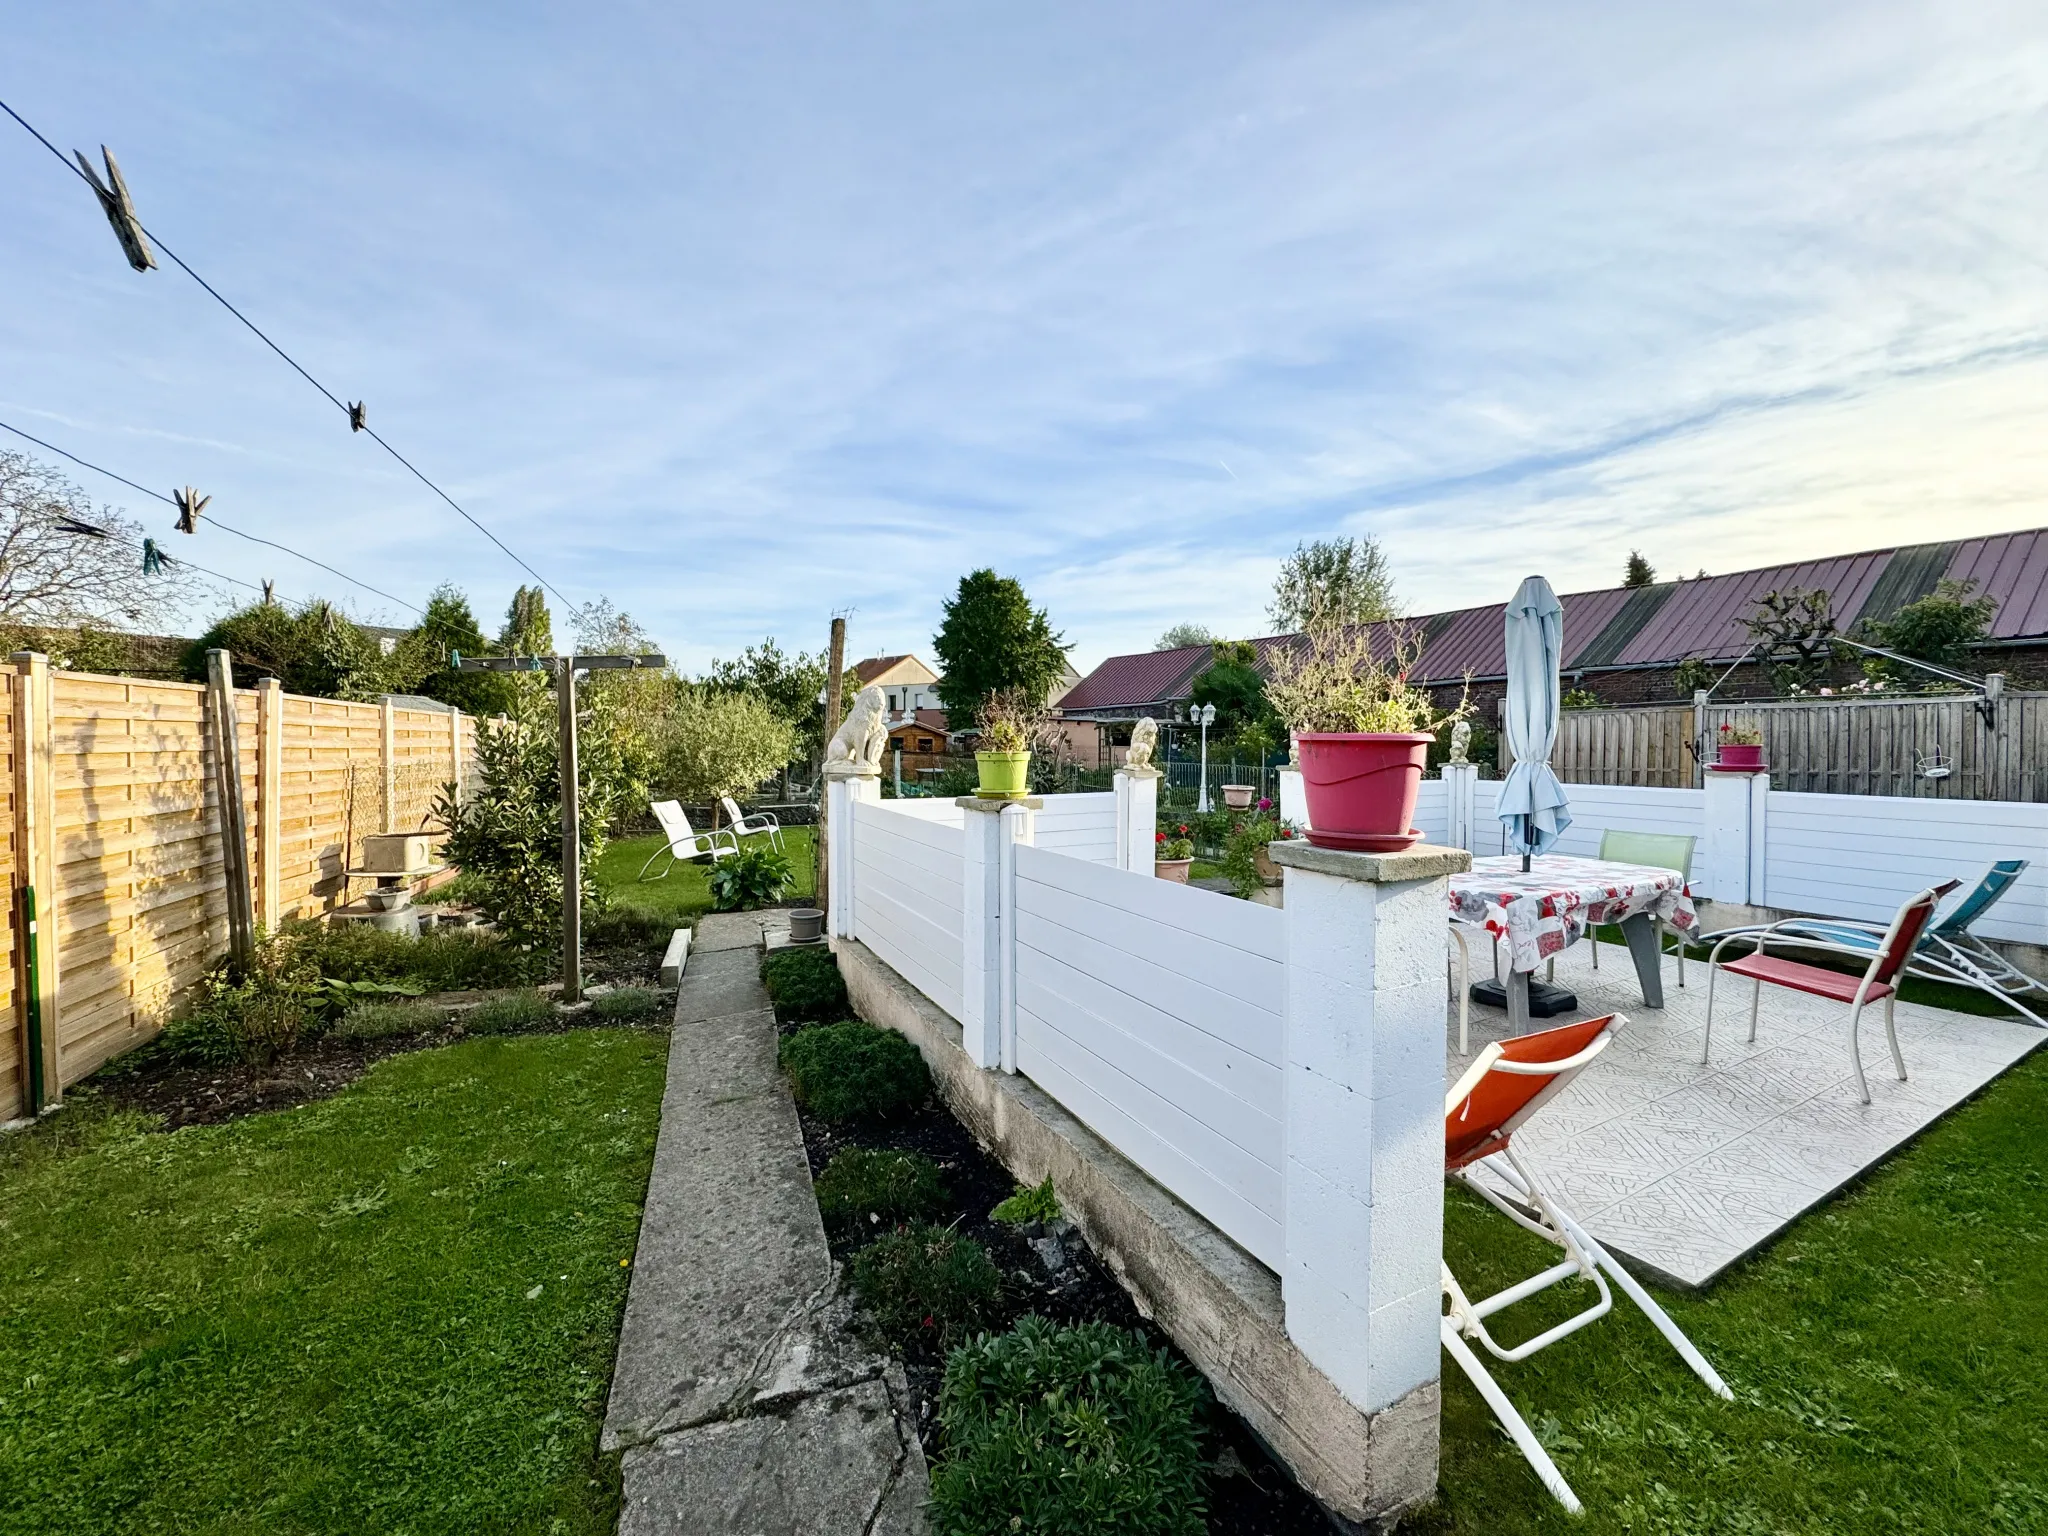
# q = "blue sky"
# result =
<box><xmin>5</xmin><ymin>3</ymin><xmax>2047</xmax><ymax>676</ymax></box>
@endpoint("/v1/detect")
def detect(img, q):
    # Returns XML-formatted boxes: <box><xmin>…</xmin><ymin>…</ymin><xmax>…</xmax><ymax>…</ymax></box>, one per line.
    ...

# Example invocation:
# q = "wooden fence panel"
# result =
<box><xmin>5</xmin><ymin>659</ymin><xmax>477</xmax><ymax>1110</ymax></box>
<box><xmin>1514</xmin><ymin>705</ymin><xmax>1696</xmax><ymax>787</ymax></box>
<box><xmin>1701</xmin><ymin>694</ymin><xmax>2044</xmax><ymax>801</ymax></box>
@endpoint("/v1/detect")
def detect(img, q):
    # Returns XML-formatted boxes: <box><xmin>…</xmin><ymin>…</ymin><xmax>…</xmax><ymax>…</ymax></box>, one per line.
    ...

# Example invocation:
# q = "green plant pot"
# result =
<box><xmin>975</xmin><ymin>750</ymin><xmax>1032</xmax><ymax>799</ymax></box>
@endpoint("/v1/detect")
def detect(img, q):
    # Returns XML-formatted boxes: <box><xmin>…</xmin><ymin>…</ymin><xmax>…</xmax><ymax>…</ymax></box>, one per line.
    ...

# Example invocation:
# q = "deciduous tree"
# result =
<box><xmin>1268</xmin><ymin>536</ymin><xmax>1398</xmax><ymax>631</ymax></box>
<box><xmin>932</xmin><ymin>569</ymin><xmax>1069</xmax><ymax>719</ymax></box>
<box><xmin>0</xmin><ymin>449</ymin><xmax>177</xmax><ymax>631</ymax></box>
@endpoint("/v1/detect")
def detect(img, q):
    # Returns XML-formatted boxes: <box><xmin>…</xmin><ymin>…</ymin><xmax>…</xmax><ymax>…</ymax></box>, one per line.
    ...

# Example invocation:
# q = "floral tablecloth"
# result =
<box><xmin>1449</xmin><ymin>855</ymin><xmax>1697</xmax><ymax>974</ymax></box>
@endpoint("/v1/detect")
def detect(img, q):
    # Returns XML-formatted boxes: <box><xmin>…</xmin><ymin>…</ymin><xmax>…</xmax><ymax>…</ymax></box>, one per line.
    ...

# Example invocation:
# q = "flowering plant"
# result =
<box><xmin>1156</xmin><ymin>824</ymin><xmax>1194</xmax><ymax>861</ymax></box>
<box><xmin>1718</xmin><ymin>720</ymin><xmax>1764</xmax><ymax>747</ymax></box>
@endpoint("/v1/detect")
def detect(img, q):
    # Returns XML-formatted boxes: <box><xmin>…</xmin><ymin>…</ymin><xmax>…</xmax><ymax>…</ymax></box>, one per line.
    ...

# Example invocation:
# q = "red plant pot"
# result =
<box><xmin>1715</xmin><ymin>743</ymin><xmax>1766</xmax><ymax>770</ymax></box>
<box><xmin>1295</xmin><ymin>732</ymin><xmax>1432</xmax><ymax>852</ymax></box>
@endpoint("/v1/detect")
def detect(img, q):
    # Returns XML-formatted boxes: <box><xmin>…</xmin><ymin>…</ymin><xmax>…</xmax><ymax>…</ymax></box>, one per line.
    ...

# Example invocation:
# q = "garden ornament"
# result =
<box><xmin>1449</xmin><ymin>719</ymin><xmax>1471</xmax><ymax>765</ymax></box>
<box><xmin>824</xmin><ymin>684</ymin><xmax>889</xmax><ymax>775</ymax></box>
<box><xmin>1124</xmin><ymin>717</ymin><xmax>1160</xmax><ymax>775</ymax></box>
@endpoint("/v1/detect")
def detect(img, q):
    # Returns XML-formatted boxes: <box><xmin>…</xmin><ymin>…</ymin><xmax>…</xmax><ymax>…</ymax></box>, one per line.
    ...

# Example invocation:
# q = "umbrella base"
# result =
<box><xmin>1470</xmin><ymin>977</ymin><xmax>1579</xmax><ymax>1019</ymax></box>
<box><xmin>1304</xmin><ymin>826</ymin><xmax>1423</xmax><ymax>853</ymax></box>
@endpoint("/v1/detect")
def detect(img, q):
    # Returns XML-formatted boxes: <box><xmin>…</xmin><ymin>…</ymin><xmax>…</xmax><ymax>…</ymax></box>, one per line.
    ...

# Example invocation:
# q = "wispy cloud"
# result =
<box><xmin>3</xmin><ymin>2</ymin><xmax>2046</xmax><ymax>670</ymax></box>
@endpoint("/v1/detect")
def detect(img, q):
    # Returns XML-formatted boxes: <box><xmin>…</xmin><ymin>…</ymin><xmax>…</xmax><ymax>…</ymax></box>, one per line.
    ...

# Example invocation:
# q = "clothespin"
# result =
<box><xmin>173</xmin><ymin>485</ymin><xmax>210</xmax><ymax>534</ymax></box>
<box><xmin>348</xmin><ymin>402</ymin><xmax>367</xmax><ymax>432</ymax></box>
<box><xmin>57</xmin><ymin>517</ymin><xmax>111</xmax><ymax>538</ymax></box>
<box><xmin>262</xmin><ymin>579</ymin><xmax>276</xmax><ymax>606</ymax></box>
<box><xmin>141</xmin><ymin>538</ymin><xmax>170</xmax><ymax>575</ymax></box>
<box><xmin>72</xmin><ymin>146</ymin><xmax>157</xmax><ymax>273</ymax></box>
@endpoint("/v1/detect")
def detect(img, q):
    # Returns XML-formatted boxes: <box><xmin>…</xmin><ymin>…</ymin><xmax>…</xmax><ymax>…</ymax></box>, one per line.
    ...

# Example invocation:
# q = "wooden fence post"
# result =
<box><xmin>379</xmin><ymin>699</ymin><xmax>397</xmax><ymax>834</ymax></box>
<box><xmin>256</xmin><ymin>678</ymin><xmax>283</xmax><ymax>933</ymax></box>
<box><xmin>10</xmin><ymin>652</ymin><xmax>59</xmax><ymax>1110</ymax></box>
<box><xmin>449</xmin><ymin>708</ymin><xmax>464</xmax><ymax>807</ymax></box>
<box><xmin>205</xmin><ymin>651</ymin><xmax>257</xmax><ymax>971</ymax></box>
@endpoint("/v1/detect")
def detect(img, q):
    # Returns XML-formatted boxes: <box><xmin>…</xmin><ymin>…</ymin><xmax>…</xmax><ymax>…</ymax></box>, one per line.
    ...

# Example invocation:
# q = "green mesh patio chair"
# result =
<box><xmin>1591</xmin><ymin>828</ymin><xmax>1698</xmax><ymax>986</ymax></box>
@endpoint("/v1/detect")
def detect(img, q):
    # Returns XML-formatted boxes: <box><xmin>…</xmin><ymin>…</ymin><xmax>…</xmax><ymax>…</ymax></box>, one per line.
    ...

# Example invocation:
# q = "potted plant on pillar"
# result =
<box><xmin>1155</xmin><ymin>825</ymin><xmax>1194</xmax><ymax>883</ymax></box>
<box><xmin>1714</xmin><ymin>720</ymin><xmax>1766</xmax><ymax>770</ymax></box>
<box><xmin>1265</xmin><ymin>609</ymin><xmax>1470</xmax><ymax>852</ymax></box>
<box><xmin>973</xmin><ymin>690</ymin><xmax>1035</xmax><ymax>800</ymax></box>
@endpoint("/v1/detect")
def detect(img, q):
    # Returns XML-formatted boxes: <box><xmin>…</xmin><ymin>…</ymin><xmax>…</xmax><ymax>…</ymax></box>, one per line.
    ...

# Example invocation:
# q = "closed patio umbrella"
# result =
<box><xmin>1497</xmin><ymin>575</ymin><xmax>1571</xmax><ymax>866</ymax></box>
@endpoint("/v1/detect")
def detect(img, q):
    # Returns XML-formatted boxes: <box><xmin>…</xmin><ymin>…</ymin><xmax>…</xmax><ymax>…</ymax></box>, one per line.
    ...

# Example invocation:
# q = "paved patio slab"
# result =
<box><xmin>1452</xmin><ymin>940</ymin><xmax>2043</xmax><ymax>1287</ymax></box>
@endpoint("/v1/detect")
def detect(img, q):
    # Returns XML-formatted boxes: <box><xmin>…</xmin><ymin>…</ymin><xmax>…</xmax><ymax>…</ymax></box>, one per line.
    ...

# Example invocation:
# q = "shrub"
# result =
<box><xmin>849</xmin><ymin>1223</ymin><xmax>1004</xmax><ymax>1349</ymax></box>
<box><xmin>297</xmin><ymin>919</ymin><xmax>536</xmax><ymax>993</ymax></box>
<box><xmin>581</xmin><ymin>905</ymin><xmax>672</xmax><ymax>957</ymax></box>
<box><xmin>708</xmin><ymin>843</ymin><xmax>793</xmax><ymax>912</ymax></box>
<box><xmin>989</xmin><ymin>1177</ymin><xmax>1060</xmax><ymax>1226</ymax></box>
<box><xmin>815</xmin><ymin>1148</ymin><xmax>950</xmax><ymax>1239</ymax></box>
<box><xmin>930</xmin><ymin>1317</ymin><xmax>1209</xmax><ymax>1536</ymax></box>
<box><xmin>761</xmin><ymin>944</ymin><xmax>848</xmax><ymax>1023</ymax></box>
<box><xmin>590</xmin><ymin>986</ymin><xmax>660</xmax><ymax>1023</ymax></box>
<box><xmin>154</xmin><ymin>927</ymin><xmax>321</xmax><ymax>1066</ymax></box>
<box><xmin>465</xmin><ymin>989</ymin><xmax>556</xmax><ymax>1035</ymax></box>
<box><xmin>333</xmin><ymin>1000</ymin><xmax>444</xmax><ymax>1040</ymax></box>
<box><xmin>779</xmin><ymin>1022</ymin><xmax>930</xmax><ymax>1123</ymax></box>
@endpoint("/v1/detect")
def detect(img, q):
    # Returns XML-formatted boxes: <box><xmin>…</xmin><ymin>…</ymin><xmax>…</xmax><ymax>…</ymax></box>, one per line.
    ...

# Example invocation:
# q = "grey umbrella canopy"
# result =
<box><xmin>1496</xmin><ymin>575</ymin><xmax>1572</xmax><ymax>859</ymax></box>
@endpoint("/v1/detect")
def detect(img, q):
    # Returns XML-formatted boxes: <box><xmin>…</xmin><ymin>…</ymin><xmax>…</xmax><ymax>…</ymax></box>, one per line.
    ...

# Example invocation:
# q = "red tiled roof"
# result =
<box><xmin>851</xmin><ymin>654</ymin><xmax>912</xmax><ymax>684</ymax></box>
<box><xmin>1062</xmin><ymin>527</ymin><xmax>2048</xmax><ymax>706</ymax></box>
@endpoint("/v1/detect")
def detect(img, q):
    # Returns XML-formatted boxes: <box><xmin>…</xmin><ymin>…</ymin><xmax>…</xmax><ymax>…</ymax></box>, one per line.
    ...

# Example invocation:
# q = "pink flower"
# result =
<box><xmin>1257</xmin><ymin>797</ymin><xmax>1272</xmax><ymax>811</ymax></box>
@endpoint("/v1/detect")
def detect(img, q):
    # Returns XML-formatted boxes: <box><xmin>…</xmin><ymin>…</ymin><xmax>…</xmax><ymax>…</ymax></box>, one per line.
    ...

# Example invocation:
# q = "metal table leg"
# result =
<box><xmin>1620</xmin><ymin>913</ymin><xmax>1666</xmax><ymax>1009</ymax></box>
<box><xmin>1506</xmin><ymin>968</ymin><xmax>1532</xmax><ymax>1032</ymax></box>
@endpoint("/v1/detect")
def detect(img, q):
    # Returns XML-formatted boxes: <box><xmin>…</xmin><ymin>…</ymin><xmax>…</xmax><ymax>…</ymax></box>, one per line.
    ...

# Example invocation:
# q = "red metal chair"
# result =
<box><xmin>1703</xmin><ymin>882</ymin><xmax>1958</xmax><ymax>1103</ymax></box>
<box><xmin>1442</xmin><ymin>1014</ymin><xmax>1732</xmax><ymax>1513</ymax></box>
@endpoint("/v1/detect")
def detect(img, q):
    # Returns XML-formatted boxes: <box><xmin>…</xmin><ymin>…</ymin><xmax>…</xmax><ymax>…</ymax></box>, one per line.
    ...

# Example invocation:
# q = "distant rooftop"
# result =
<box><xmin>1062</xmin><ymin>526</ymin><xmax>2048</xmax><ymax>712</ymax></box>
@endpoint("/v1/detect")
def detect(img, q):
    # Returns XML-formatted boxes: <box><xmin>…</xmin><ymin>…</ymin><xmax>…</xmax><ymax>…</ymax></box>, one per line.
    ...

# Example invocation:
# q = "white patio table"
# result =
<box><xmin>1450</xmin><ymin>854</ymin><xmax>1699</xmax><ymax>1031</ymax></box>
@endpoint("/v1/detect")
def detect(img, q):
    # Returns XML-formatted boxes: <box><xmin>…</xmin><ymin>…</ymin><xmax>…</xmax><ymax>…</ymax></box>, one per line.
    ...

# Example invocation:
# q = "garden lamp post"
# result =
<box><xmin>1194</xmin><ymin>702</ymin><xmax>1217</xmax><ymax>812</ymax></box>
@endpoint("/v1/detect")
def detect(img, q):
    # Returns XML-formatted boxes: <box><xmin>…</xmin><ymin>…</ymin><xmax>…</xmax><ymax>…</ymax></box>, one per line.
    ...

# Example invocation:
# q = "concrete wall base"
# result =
<box><xmin>834</xmin><ymin>936</ymin><xmax>1439</xmax><ymax>1530</ymax></box>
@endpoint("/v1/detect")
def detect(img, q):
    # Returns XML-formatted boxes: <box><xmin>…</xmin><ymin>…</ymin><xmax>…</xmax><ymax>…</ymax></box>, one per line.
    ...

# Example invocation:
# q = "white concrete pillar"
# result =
<box><xmin>1699</xmin><ymin>767</ymin><xmax>1768</xmax><ymax>906</ymax></box>
<box><xmin>1278</xmin><ymin>766</ymin><xmax>1308</xmax><ymax>830</ymax></box>
<box><xmin>1270</xmin><ymin>839</ymin><xmax>1471</xmax><ymax>1420</ymax></box>
<box><xmin>1114</xmin><ymin>767</ymin><xmax>1159</xmax><ymax>875</ymax></box>
<box><xmin>959</xmin><ymin>795</ymin><xmax>1037</xmax><ymax>1072</ymax></box>
<box><xmin>825</xmin><ymin>768</ymin><xmax>880</xmax><ymax>940</ymax></box>
<box><xmin>1441</xmin><ymin>761</ymin><xmax>1478</xmax><ymax>851</ymax></box>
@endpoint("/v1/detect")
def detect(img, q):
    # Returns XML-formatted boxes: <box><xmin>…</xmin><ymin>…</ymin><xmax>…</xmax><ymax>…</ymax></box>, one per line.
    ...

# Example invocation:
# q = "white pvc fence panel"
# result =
<box><xmin>882</xmin><ymin>797</ymin><xmax>965</xmax><ymax>826</ymax></box>
<box><xmin>1010</xmin><ymin>844</ymin><xmax>1285</xmax><ymax>1268</ymax></box>
<box><xmin>1763</xmin><ymin>792</ymin><xmax>2048</xmax><ymax>946</ymax></box>
<box><xmin>851</xmin><ymin>799</ymin><xmax>966</xmax><ymax>1021</ymax></box>
<box><xmin>1033</xmin><ymin>791</ymin><xmax>1119</xmax><ymax>864</ymax></box>
<box><xmin>1543</xmin><ymin>785</ymin><xmax>1706</xmax><ymax>862</ymax></box>
<box><xmin>1414</xmin><ymin>779</ymin><xmax>1448</xmax><ymax>845</ymax></box>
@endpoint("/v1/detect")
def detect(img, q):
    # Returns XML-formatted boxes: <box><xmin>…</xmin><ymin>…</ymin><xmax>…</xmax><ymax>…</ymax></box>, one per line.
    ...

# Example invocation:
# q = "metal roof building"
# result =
<box><xmin>1061</xmin><ymin>527</ymin><xmax>2048</xmax><ymax>716</ymax></box>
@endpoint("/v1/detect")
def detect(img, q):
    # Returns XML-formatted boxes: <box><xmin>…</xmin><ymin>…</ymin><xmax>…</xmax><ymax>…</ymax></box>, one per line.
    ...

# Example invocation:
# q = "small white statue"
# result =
<box><xmin>824</xmin><ymin>684</ymin><xmax>888</xmax><ymax>775</ymax></box>
<box><xmin>1123</xmin><ymin>717</ymin><xmax>1159</xmax><ymax>776</ymax></box>
<box><xmin>1449</xmin><ymin>718</ymin><xmax>1471</xmax><ymax>766</ymax></box>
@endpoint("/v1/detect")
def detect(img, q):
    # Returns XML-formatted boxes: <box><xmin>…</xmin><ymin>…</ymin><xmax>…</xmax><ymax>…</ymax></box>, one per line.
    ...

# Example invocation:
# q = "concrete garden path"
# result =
<box><xmin>604</xmin><ymin>912</ymin><xmax>928</xmax><ymax>1534</ymax></box>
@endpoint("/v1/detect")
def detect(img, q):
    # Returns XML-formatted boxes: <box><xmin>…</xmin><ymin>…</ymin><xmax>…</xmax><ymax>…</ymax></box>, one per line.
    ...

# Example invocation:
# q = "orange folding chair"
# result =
<box><xmin>1703</xmin><ymin>881</ymin><xmax>1958</xmax><ymax>1103</ymax></box>
<box><xmin>1442</xmin><ymin>1013</ymin><xmax>1733</xmax><ymax>1514</ymax></box>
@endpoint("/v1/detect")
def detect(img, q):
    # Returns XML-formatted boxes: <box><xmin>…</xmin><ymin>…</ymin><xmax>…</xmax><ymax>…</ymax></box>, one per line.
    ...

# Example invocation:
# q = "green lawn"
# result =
<box><xmin>0</xmin><ymin>1030</ymin><xmax>667</xmax><ymax>1535</ymax></box>
<box><xmin>592</xmin><ymin>825</ymin><xmax>817</xmax><ymax>928</ymax></box>
<box><xmin>1418</xmin><ymin>1046</ymin><xmax>2048</xmax><ymax>1534</ymax></box>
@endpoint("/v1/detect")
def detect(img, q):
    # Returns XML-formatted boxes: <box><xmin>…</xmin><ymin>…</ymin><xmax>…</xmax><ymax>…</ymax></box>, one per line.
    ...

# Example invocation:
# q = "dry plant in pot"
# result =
<box><xmin>974</xmin><ymin>690</ymin><xmax>1036</xmax><ymax>799</ymax></box>
<box><xmin>1265</xmin><ymin>609</ymin><xmax>1470</xmax><ymax>851</ymax></box>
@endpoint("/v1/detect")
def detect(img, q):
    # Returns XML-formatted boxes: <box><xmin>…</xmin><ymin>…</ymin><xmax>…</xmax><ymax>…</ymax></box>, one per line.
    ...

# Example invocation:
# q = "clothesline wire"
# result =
<box><xmin>1</xmin><ymin>94</ymin><xmax>580</xmax><ymax>616</ymax></box>
<box><xmin>0</xmin><ymin>416</ymin><xmax>421</xmax><ymax>615</ymax></box>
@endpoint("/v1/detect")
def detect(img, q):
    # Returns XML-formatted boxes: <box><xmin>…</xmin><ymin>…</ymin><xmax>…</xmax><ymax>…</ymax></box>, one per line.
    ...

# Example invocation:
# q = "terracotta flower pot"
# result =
<box><xmin>1222</xmin><ymin>784</ymin><xmax>1255</xmax><ymax>809</ymax></box>
<box><xmin>1155</xmin><ymin>858</ymin><xmax>1192</xmax><ymax>884</ymax></box>
<box><xmin>975</xmin><ymin>750</ymin><xmax>1032</xmax><ymax>798</ymax></box>
<box><xmin>1295</xmin><ymin>732</ymin><xmax>1432</xmax><ymax>852</ymax></box>
<box><xmin>1715</xmin><ymin>743</ymin><xmax>1765</xmax><ymax>770</ymax></box>
<box><xmin>1252</xmin><ymin>845</ymin><xmax>1283</xmax><ymax>886</ymax></box>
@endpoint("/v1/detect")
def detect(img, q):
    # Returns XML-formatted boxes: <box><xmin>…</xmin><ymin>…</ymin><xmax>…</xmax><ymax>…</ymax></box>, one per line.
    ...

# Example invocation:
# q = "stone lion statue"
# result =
<box><xmin>1449</xmin><ymin>718</ymin><xmax>1471</xmax><ymax>765</ymax></box>
<box><xmin>1124</xmin><ymin>717</ymin><xmax>1159</xmax><ymax>774</ymax></box>
<box><xmin>824</xmin><ymin>684</ymin><xmax>888</xmax><ymax>773</ymax></box>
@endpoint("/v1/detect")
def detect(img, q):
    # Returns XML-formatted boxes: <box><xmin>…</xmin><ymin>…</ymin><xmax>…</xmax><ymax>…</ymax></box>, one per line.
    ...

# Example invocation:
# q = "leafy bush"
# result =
<box><xmin>761</xmin><ymin>945</ymin><xmax>848</xmax><ymax>1024</ymax></box>
<box><xmin>778</xmin><ymin>1022</ymin><xmax>930</xmax><ymax>1123</ymax></box>
<box><xmin>815</xmin><ymin>1148</ymin><xmax>950</xmax><ymax>1239</ymax></box>
<box><xmin>1217</xmin><ymin>811</ymin><xmax>1299</xmax><ymax>901</ymax></box>
<box><xmin>930</xmin><ymin>1317</ymin><xmax>1209</xmax><ymax>1536</ymax></box>
<box><xmin>465</xmin><ymin>989</ymin><xmax>556</xmax><ymax>1035</ymax></box>
<box><xmin>990</xmin><ymin>1177</ymin><xmax>1060</xmax><ymax>1226</ymax></box>
<box><xmin>590</xmin><ymin>986</ymin><xmax>660</xmax><ymax>1023</ymax></box>
<box><xmin>708</xmin><ymin>844</ymin><xmax>792</xmax><ymax>912</ymax></box>
<box><xmin>154</xmin><ymin>927</ymin><xmax>321</xmax><ymax>1066</ymax></box>
<box><xmin>849</xmin><ymin>1223</ymin><xmax>1004</xmax><ymax>1349</ymax></box>
<box><xmin>333</xmin><ymin>1000</ymin><xmax>444</xmax><ymax>1040</ymax></box>
<box><xmin>299</xmin><ymin>918</ymin><xmax>536</xmax><ymax>992</ymax></box>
